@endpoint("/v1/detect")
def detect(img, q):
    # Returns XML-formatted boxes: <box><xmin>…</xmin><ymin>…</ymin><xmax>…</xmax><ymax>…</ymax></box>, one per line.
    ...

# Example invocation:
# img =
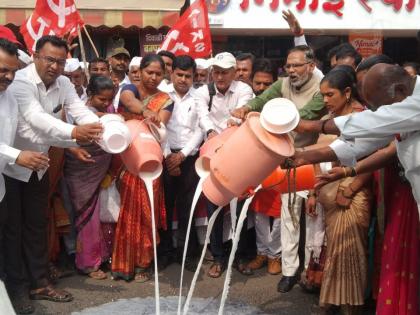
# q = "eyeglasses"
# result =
<box><xmin>284</xmin><ymin>62</ymin><xmax>311</xmax><ymax>70</ymax></box>
<box><xmin>35</xmin><ymin>54</ymin><xmax>66</xmax><ymax>67</ymax></box>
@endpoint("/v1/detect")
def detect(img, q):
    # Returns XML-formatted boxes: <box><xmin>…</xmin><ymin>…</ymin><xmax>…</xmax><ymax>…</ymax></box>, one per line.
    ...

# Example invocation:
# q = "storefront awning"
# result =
<box><xmin>0</xmin><ymin>0</ymin><xmax>183</xmax><ymax>28</ymax></box>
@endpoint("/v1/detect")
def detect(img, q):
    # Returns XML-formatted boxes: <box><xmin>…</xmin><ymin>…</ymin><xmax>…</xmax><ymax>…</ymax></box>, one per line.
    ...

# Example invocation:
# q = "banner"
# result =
<box><xmin>349</xmin><ymin>33</ymin><xmax>383</xmax><ymax>58</ymax></box>
<box><xmin>20</xmin><ymin>0</ymin><xmax>84</xmax><ymax>53</ymax></box>
<box><xmin>159</xmin><ymin>0</ymin><xmax>212</xmax><ymax>58</ymax></box>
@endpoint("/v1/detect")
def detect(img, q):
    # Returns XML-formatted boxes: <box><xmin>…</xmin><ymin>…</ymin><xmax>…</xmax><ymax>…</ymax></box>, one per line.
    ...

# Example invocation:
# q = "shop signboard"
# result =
<box><xmin>202</xmin><ymin>0</ymin><xmax>420</xmax><ymax>31</ymax></box>
<box><xmin>349</xmin><ymin>32</ymin><xmax>383</xmax><ymax>58</ymax></box>
<box><xmin>139</xmin><ymin>29</ymin><xmax>167</xmax><ymax>56</ymax></box>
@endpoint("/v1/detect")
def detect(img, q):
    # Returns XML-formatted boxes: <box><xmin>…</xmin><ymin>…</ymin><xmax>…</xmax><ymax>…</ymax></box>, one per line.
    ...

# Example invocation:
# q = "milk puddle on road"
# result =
<box><xmin>72</xmin><ymin>296</ymin><xmax>267</xmax><ymax>315</ymax></box>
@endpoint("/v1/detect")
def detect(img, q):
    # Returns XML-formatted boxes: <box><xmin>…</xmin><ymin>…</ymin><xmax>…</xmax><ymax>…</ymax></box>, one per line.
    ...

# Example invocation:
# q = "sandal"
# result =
<box><xmin>233</xmin><ymin>259</ymin><xmax>254</xmax><ymax>276</ymax></box>
<box><xmin>134</xmin><ymin>271</ymin><xmax>151</xmax><ymax>283</ymax></box>
<box><xmin>88</xmin><ymin>269</ymin><xmax>107</xmax><ymax>280</ymax></box>
<box><xmin>29</xmin><ymin>285</ymin><xmax>73</xmax><ymax>303</ymax></box>
<box><xmin>207</xmin><ymin>262</ymin><xmax>225</xmax><ymax>278</ymax></box>
<box><xmin>48</xmin><ymin>263</ymin><xmax>75</xmax><ymax>284</ymax></box>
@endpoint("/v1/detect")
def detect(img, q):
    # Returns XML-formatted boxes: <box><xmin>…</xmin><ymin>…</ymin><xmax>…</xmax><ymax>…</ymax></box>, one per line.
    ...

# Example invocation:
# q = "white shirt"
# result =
<box><xmin>166</xmin><ymin>84</ymin><xmax>204</xmax><ymax>157</ymax></box>
<box><xmin>332</xmin><ymin>76</ymin><xmax>420</xmax><ymax>205</ymax></box>
<box><xmin>4</xmin><ymin>63</ymin><xmax>99</xmax><ymax>182</ymax></box>
<box><xmin>195</xmin><ymin>80</ymin><xmax>253</xmax><ymax>133</ymax></box>
<box><xmin>0</xmin><ymin>89</ymin><xmax>20</xmax><ymax>201</ymax></box>
<box><xmin>112</xmin><ymin>74</ymin><xmax>131</xmax><ymax>111</ymax></box>
<box><xmin>158</xmin><ymin>79</ymin><xmax>171</xmax><ymax>93</ymax></box>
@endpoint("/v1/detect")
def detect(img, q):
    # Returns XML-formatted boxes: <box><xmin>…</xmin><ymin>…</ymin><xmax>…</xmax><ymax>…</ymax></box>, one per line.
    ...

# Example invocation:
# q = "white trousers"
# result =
<box><xmin>254</xmin><ymin>212</ymin><xmax>281</xmax><ymax>259</ymax></box>
<box><xmin>280</xmin><ymin>193</ymin><xmax>311</xmax><ymax>276</ymax></box>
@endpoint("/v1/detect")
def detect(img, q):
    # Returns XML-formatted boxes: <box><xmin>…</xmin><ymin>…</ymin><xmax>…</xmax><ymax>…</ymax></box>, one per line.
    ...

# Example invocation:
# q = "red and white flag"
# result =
<box><xmin>20</xmin><ymin>0</ymin><xmax>84</xmax><ymax>53</ymax></box>
<box><xmin>160</xmin><ymin>0</ymin><xmax>212</xmax><ymax>58</ymax></box>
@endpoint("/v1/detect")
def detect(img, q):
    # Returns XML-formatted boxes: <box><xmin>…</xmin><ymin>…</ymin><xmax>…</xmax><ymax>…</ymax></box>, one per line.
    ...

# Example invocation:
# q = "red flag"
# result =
<box><xmin>20</xmin><ymin>0</ymin><xmax>84</xmax><ymax>53</ymax></box>
<box><xmin>160</xmin><ymin>0</ymin><xmax>212</xmax><ymax>58</ymax></box>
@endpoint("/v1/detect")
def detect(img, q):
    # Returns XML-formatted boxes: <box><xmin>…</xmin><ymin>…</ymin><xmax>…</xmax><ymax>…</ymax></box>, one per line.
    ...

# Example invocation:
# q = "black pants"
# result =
<box><xmin>160</xmin><ymin>154</ymin><xmax>200</xmax><ymax>258</ymax></box>
<box><xmin>4</xmin><ymin>173</ymin><xmax>49</xmax><ymax>291</ymax></box>
<box><xmin>206</xmin><ymin>199</ymin><xmax>248</xmax><ymax>265</ymax></box>
<box><xmin>0</xmin><ymin>197</ymin><xmax>7</xmax><ymax>281</ymax></box>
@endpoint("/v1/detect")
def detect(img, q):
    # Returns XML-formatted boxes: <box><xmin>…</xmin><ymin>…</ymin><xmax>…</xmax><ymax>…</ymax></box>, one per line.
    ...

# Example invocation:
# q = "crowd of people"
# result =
<box><xmin>0</xmin><ymin>10</ymin><xmax>419</xmax><ymax>315</ymax></box>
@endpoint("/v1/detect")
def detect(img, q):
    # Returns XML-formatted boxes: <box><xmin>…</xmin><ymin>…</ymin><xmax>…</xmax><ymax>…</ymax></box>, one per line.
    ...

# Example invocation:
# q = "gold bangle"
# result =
<box><xmin>342</xmin><ymin>166</ymin><xmax>348</xmax><ymax>177</ymax></box>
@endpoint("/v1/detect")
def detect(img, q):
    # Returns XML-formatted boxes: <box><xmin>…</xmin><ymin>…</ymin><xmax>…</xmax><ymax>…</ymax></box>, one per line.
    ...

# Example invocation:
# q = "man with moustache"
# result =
<box><xmin>251</xmin><ymin>58</ymin><xmax>274</xmax><ymax>96</ymax></box>
<box><xmin>235</xmin><ymin>52</ymin><xmax>255</xmax><ymax>86</ymax></box>
<box><xmin>88</xmin><ymin>57</ymin><xmax>111</xmax><ymax>77</ymax></box>
<box><xmin>160</xmin><ymin>55</ymin><xmax>204</xmax><ymax>270</ymax></box>
<box><xmin>232</xmin><ymin>45</ymin><xmax>326</xmax><ymax>293</ymax></box>
<box><xmin>4</xmin><ymin>35</ymin><xmax>102</xmax><ymax>314</ymax></box>
<box><xmin>195</xmin><ymin>52</ymin><xmax>254</xmax><ymax>278</ymax></box>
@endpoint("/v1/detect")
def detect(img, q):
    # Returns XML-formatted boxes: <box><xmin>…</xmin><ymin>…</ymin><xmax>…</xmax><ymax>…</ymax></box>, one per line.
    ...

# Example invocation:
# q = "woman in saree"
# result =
<box><xmin>111</xmin><ymin>54</ymin><xmax>174</xmax><ymax>282</ymax></box>
<box><xmin>63</xmin><ymin>75</ymin><xmax>115</xmax><ymax>280</ymax></box>
<box><xmin>304</xmin><ymin>66</ymin><xmax>373</xmax><ymax>314</ymax></box>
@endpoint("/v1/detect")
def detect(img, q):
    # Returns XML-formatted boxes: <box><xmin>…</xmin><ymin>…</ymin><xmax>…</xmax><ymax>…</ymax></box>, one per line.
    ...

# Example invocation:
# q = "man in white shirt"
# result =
<box><xmin>293</xmin><ymin>63</ymin><xmax>420</xmax><ymax>218</ymax></box>
<box><xmin>160</xmin><ymin>55</ymin><xmax>204</xmax><ymax>270</ymax></box>
<box><xmin>3</xmin><ymin>35</ymin><xmax>102</xmax><ymax>313</ymax></box>
<box><xmin>196</xmin><ymin>52</ymin><xmax>254</xmax><ymax>136</ymax></box>
<box><xmin>195</xmin><ymin>52</ymin><xmax>254</xmax><ymax>278</ymax></box>
<box><xmin>0</xmin><ymin>39</ymin><xmax>51</xmax><ymax>312</ymax></box>
<box><xmin>108</xmin><ymin>47</ymin><xmax>131</xmax><ymax>110</ymax></box>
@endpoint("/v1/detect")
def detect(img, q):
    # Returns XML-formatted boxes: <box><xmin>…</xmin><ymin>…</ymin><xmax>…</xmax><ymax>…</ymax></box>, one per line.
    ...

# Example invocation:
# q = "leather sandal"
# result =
<box><xmin>29</xmin><ymin>285</ymin><xmax>73</xmax><ymax>303</ymax></box>
<box><xmin>207</xmin><ymin>262</ymin><xmax>225</xmax><ymax>278</ymax></box>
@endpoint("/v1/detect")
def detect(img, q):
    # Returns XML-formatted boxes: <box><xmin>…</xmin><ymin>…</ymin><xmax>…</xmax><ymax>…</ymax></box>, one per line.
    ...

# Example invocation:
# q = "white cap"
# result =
<box><xmin>79</xmin><ymin>61</ymin><xmax>88</xmax><ymax>70</ymax></box>
<box><xmin>18</xmin><ymin>49</ymin><xmax>32</xmax><ymax>65</ymax></box>
<box><xmin>212</xmin><ymin>52</ymin><xmax>236</xmax><ymax>69</ymax></box>
<box><xmin>64</xmin><ymin>58</ymin><xmax>81</xmax><ymax>72</ymax></box>
<box><xmin>129</xmin><ymin>56</ymin><xmax>142</xmax><ymax>69</ymax></box>
<box><xmin>195</xmin><ymin>58</ymin><xmax>212</xmax><ymax>70</ymax></box>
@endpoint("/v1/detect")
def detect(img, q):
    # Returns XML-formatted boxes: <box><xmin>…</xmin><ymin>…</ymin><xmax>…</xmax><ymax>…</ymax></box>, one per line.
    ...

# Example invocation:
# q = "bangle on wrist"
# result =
<box><xmin>350</xmin><ymin>167</ymin><xmax>357</xmax><ymax>177</ymax></box>
<box><xmin>342</xmin><ymin>166</ymin><xmax>348</xmax><ymax>177</ymax></box>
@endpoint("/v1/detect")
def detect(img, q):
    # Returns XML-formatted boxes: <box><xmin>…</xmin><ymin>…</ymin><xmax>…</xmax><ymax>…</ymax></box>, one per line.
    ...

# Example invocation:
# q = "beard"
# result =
<box><xmin>290</xmin><ymin>72</ymin><xmax>310</xmax><ymax>88</ymax></box>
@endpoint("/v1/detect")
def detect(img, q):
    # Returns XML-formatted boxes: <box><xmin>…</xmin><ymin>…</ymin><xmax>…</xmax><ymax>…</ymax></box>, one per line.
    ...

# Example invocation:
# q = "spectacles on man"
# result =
<box><xmin>284</xmin><ymin>62</ymin><xmax>311</xmax><ymax>70</ymax></box>
<box><xmin>35</xmin><ymin>54</ymin><xmax>66</xmax><ymax>67</ymax></box>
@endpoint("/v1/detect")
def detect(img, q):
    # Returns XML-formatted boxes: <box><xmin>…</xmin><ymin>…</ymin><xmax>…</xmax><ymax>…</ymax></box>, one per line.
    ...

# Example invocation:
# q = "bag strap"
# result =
<box><xmin>207</xmin><ymin>82</ymin><xmax>216</xmax><ymax>111</ymax></box>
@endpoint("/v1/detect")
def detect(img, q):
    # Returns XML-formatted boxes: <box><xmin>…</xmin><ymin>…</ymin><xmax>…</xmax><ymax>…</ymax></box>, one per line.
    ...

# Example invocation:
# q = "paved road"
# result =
<box><xmin>33</xmin><ymin>261</ymin><xmax>320</xmax><ymax>315</ymax></box>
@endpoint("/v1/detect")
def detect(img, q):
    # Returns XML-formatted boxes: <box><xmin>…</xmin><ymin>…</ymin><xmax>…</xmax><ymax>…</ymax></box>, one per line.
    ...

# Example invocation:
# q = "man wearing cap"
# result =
<box><xmin>3</xmin><ymin>35</ymin><xmax>102</xmax><ymax>313</ymax></box>
<box><xmin>195</xmin><ymin>52</ymin><xmax>254</xmax><ymax>278</ymax></box>
<box><xmin>194</xmin><ymin>58</ymin><xmax>211</xmax><ymax>88</ymax></box>
<box><xmin>232</xmin><ymin>45</ymin><xmax>326</xmax><ymax>293</ymax></box>
<box><xmin>64</xmin><ymin>58</ymin><xmax>87</xmax><ymax>101</ymax></box>
<box><xmin>108</xmin><ymin>47</ymin><xmax>131</xmax><ymax>110</ymax></box>
<box><xmin>128</xmin><ymin>56</ymin><xmax>142</xmax><ymax>85</ymax></box>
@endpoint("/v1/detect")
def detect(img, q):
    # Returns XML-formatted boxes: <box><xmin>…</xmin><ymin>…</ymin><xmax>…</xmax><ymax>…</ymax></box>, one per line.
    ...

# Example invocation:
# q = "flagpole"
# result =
<box><xmin>77</xmin><ymin>25</ymin><xmax>90</xmax><ymax>82</ymax></box>
<box><xmin>82</xmin><ymin>25</ymin><xmax>99</xmax><ymax>58</ymax></box>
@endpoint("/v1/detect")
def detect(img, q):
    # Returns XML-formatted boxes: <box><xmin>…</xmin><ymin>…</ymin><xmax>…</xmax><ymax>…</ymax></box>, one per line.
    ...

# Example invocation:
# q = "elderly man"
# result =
<box><xmin>64</xmin><ymin>58</ymin><xmax>86</xmax><ymax>101</ymax></box>
<box><xmin>194</xmin><ymin>58</ymin><xmax>211</xmax><ymax>88</ymax></box>
<box><xmin>4</xmin><ymin>35</ymin><xmax>102</xmax><ymax>314</ymax></box>
<box><xmin>128</xmin><ymin>56</ymin><xmax>142</xmax><ymax>85</ymax></box>
<box><xmin>232</xmin><ymin>45</ymin><xmax>326</xmax><ymax>293</ymax></box>
<box><xmin>294</xmin><ymin>63</ymin><xmax>420</xmax><ymax>219</ymax></box>
<box><xmin>196</xmin><ymin>52</ymin><xmax>254</xmax><ymax>278</ymax></box>
<box><xmin>108</xmin><ymin>47</ymin><xmax>131</xmax><ymax>110</ymax></box>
